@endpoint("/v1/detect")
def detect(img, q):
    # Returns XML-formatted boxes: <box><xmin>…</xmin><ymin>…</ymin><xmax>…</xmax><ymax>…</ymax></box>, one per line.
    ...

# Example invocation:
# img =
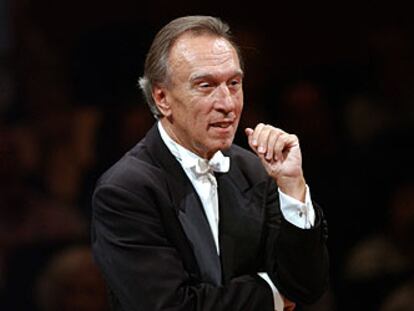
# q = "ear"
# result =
<box><xmin>152</xmin><ymin>85</ymin><xmax>172</xmax><ymax>117</ymax></box>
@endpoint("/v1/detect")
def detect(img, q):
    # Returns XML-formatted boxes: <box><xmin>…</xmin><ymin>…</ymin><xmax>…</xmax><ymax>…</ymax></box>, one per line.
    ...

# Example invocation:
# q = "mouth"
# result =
<box><xmin>209</xmin><ymin>120</ymin><xmax>235</xmax><ymax>129</ymax></box>
<box><xmin>208</xmin><ymin>120</ymin><xmax>236</xmax><ymax>138</ymax></box>
<box><xmin>210</xmin><ymin>122</ymin><xmax>233</xmax><ymax>129</ymax></box>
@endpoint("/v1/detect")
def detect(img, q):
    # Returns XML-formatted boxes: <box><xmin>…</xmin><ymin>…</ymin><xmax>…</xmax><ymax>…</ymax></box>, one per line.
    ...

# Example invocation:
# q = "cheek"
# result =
<box><xmin>237</xmin><ymin>93</ymin><xmax>244</xmax><ymax>108</ymax></box>
<box><xmin>190</xmin><ymin>100</ymin><xmax>211</xmax><ymax>121</ymax></box>
<box><xmin>234</xmin><ymin>97</ymin><xmax>244</xmax><ymax>118</ymax></box>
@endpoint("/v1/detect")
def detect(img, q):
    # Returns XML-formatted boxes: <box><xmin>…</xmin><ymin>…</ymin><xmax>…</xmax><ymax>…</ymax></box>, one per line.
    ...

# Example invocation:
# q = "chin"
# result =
<box><xmin>202</xmin><ymin>135</ymin><xmax>235</xmax><ymax>157</ymax></box>
<box><xmin>214</xmin><ymin>138</ymin><xmax>233</xmax><ymax>151</ymax></box>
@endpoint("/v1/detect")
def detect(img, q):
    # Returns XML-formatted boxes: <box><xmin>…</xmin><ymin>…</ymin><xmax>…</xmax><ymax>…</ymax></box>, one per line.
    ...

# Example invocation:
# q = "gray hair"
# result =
<box><xmin>138</xmin><ymin>15</ymin><xmax>243</xmax><ymax>119</ymax></box>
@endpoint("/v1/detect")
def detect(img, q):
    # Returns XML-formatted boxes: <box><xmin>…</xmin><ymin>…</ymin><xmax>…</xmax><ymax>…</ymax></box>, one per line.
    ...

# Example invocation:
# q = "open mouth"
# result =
<box><xmin>211</xmin><ymin>123</ymin><xmax>231</xmax><ymax>128</ymax></box>
<box><xmin>209</xmin><ymin>120</ymin><xmax>234</xmax><ymax>129</ymax></box>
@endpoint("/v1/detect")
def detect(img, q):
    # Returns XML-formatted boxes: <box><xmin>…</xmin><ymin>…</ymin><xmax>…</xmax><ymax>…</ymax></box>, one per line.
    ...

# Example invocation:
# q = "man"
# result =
<box><xmin>91</xmin><ymin>16</ymin><xmax>329</xmax><ymax>311</ymax></box>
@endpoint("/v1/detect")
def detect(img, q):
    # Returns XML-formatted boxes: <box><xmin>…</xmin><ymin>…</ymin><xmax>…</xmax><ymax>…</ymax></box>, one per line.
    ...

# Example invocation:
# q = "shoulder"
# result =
<box><xmin>95</xmin><ymin>138</ymin><xmax>165</xmax><ymax>195</ymax></box>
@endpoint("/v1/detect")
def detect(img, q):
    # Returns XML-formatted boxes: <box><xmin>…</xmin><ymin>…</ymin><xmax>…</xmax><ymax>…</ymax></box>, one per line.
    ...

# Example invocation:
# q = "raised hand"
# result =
<box><xmin>245</xmin><ymin>123</ymin><xmax>306</xmax><ymax>202</ymax></box>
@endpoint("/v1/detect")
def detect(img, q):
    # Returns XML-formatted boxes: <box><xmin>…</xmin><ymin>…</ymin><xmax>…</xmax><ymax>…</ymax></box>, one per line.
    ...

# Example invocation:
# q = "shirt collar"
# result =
<box><xmin>157</xmin><ymin>121</ymin><xmax>230</xmax><ymax>173</ymax></box>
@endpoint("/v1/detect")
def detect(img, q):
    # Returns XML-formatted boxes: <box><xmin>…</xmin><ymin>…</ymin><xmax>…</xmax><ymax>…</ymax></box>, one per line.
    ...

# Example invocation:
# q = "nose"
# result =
<box><xmin>213</xmin><ymin>83</ymin><xmax>235</xmax><ymax>113</ymax></box>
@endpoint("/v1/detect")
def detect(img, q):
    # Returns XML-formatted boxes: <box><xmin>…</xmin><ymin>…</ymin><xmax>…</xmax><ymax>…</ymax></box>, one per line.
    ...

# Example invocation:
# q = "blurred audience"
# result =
<box><xmin>1</xmin><ymin>2</ymin><xmax>414</xmax><ymax>311</ymax></box>
<box><xmin>380</xmin><ymin>279</ymin><xmax>414</xmax><ymax>311</ymax></box>
<box><xmin>340</xmin><ymin>180</ymin><xmax>414</xmax><ymax>310</ymax></box>
<box><xmin>35</xmin><ymin>245</ymin><xmax>109</xmax><ymax>311</ymax></box>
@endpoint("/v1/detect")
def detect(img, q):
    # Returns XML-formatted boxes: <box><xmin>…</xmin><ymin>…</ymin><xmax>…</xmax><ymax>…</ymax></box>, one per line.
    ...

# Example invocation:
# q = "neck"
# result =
<box><xmin>159</xmin><ymin>118</ymin><xmax>214</xmax><ymax>159</ymax></box>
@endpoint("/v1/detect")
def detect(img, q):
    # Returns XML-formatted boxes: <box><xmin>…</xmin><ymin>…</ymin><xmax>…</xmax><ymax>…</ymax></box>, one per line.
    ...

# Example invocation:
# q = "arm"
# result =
<box><xmin>246</xmin><ymin>124</ymin><xmax>329</xmax><ymax>305</ymax></box>
<box><xmin>91</xmin><ymin>182</ymin><xmax>275</xmax><ymax>311</ymax></box>
<box><xmin>261</xmin><ymin>178</ymin><xmax>329</xmax><ymax>305</ymax></box>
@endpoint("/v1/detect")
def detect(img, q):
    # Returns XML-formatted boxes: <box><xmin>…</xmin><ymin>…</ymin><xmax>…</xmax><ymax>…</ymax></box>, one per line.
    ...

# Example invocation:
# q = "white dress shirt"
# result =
<box><xmin>158</xmin><ymin>122</ymin><xmax>315</xmax><ymax>311</ymax></box>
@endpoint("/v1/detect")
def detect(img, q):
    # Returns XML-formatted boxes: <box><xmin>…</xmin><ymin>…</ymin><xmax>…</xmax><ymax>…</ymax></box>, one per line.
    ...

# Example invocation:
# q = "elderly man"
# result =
<box><xmin>91</xmin><ymin>15</ymin><xmax>329</xmax><ymax>311</ymax></box>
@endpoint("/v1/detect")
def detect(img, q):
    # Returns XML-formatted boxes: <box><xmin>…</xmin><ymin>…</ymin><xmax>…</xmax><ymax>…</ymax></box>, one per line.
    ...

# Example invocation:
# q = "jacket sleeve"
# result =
<box><xmin>263</xmin><ymin>178</ymin><xmax>330</xmax><ymax>305</ymax></box>
<box><xmin>91</xmin><ymin>182</ymin><xmax>275</xmax><ymax>311</ymax></box>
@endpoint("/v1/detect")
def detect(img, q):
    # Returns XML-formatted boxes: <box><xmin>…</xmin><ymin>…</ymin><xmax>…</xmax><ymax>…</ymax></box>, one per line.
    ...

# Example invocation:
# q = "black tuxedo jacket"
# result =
<box><xmin>91</xmin><ymin>124</ymin><xmax>329</xmax><ymax>311</ymax></box>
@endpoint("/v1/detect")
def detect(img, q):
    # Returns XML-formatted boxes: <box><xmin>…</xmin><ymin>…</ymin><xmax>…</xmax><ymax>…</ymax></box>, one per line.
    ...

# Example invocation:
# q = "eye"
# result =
<box><xmin>196</xmin><ymin>81</ymin><xmax>216</xmax><ymax>93</ymax></box>
<box><xmin>228</xmin><ymin>78</ymin><xmax>242</xmax><ymax>90</ymax></box>
<box><xmin>199</xmin><ymin>82</ymin><xmax>211</xmax><ymax>88</ymax></box>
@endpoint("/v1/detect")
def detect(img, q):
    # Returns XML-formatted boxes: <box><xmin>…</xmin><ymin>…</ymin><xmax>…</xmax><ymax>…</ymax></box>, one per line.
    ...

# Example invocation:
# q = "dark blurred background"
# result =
<box><xmin>1</xmin><ymin>1</ymin><xmax>414</xmax><ymax>310</ymax></box>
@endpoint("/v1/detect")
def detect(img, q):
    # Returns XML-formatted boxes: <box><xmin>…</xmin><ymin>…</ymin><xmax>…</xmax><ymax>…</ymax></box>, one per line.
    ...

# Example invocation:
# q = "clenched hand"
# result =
<box><xmin>245</xmin><ymin>123</ymin><xmax>306</xmax><ymax>202</ymax></box>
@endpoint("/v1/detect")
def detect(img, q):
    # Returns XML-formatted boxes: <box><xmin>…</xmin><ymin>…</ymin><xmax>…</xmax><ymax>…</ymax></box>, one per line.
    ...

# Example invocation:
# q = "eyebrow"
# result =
<box><xmin>189</xmin><ymin>70</ymin><xmax>244</xmax><ymax>82</ymax></box>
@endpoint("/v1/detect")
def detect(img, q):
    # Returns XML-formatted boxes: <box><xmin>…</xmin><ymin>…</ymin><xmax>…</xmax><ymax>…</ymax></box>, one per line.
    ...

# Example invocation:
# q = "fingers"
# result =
<box><xmin>245</xmin><ymin>123</ymin><xmax>298</xmax><ymax>161</ymax></box>
<box><xmin>274</xmin><ymin>132</ymin><xmax>298</xmax><ymax>161</ymax></box>
<box><xmin>245</xmin><ymin>123</ymin><xmax>271</xmax><ymax>154</ymax></box>
<box><xmin>244</xmin><ymin>127</ymin><xmax>255</xmax><ymax>151</ymax></box>
<box><xmin>245</xmin><ymin>127</ymin><xmax>254</xmax><ymax>137</ymax></box>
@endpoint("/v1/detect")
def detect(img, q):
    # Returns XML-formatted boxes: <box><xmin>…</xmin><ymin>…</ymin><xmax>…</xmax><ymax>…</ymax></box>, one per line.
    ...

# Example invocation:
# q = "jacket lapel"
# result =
<box><xmin>217</xmin><ymin>157</ymin><xmax>265</xmax><ymax>283</ymax></box>
<box><xmin>144</xmin><ymin>124</ymin><xmax>222</xmax><ymax>286</ymax></box>
<box><xmin>176</xmin><ymin>192</ymin><xmax>222</xmax><ymax>285</ymax></box>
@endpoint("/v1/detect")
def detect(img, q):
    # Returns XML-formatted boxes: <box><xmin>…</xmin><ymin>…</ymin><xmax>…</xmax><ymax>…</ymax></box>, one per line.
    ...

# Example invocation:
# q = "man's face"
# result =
<box><xmin>156</xmin><ymin>33</ymin><xmax>244</xmax><ymax>159</ymax></box>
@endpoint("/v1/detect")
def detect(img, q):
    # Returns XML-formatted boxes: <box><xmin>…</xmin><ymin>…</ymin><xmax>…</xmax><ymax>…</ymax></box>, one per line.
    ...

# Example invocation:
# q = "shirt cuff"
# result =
<box><xmin>278</xmin><ymin>185</ymin><xmax>315</xmax><ymax>229</ymax></box>
<box><xmin>257</xmin><ymin>272</ymin><xmax>284</xmax><ymax>311</ymax></box>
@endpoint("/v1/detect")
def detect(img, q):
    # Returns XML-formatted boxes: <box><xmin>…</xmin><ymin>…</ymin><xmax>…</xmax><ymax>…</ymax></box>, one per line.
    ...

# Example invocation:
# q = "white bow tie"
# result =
<box><xmin>193</xmin><ymin>152</ymin><xmax>230</xmax><ymax>175</ymax></box>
